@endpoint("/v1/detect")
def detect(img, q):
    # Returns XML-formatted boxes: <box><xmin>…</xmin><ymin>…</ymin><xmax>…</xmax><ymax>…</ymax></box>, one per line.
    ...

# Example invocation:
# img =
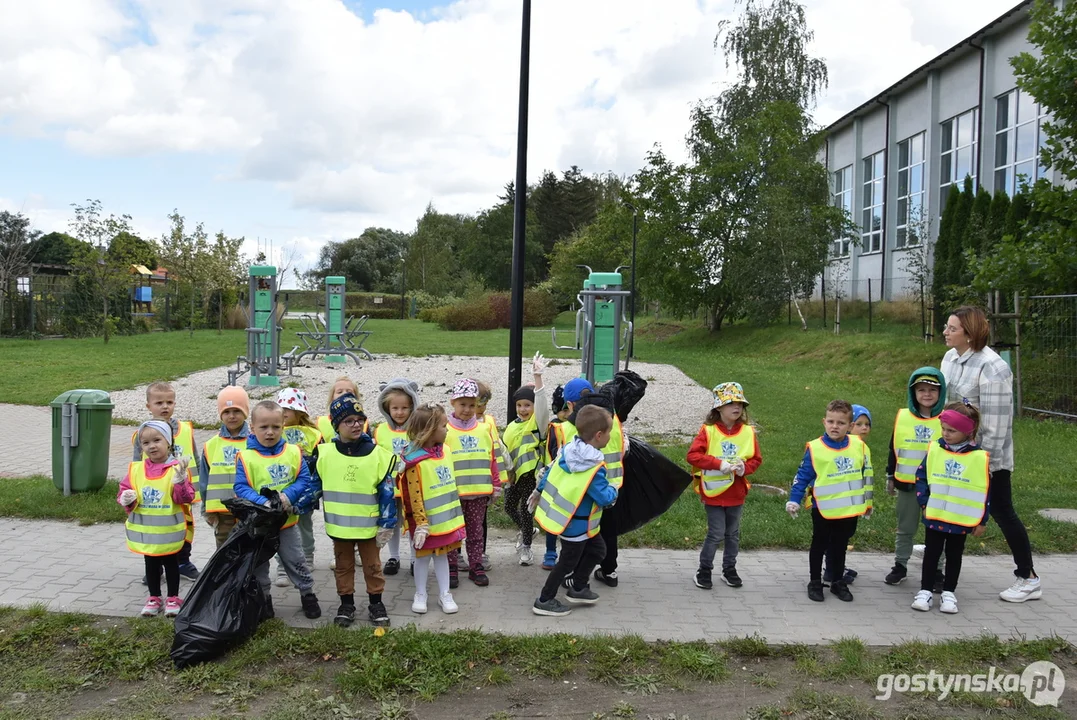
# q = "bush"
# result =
<box><xmin>426</xmin><ymin>289</ymin><xmax>560</xmax><ymax>331</ymax></box>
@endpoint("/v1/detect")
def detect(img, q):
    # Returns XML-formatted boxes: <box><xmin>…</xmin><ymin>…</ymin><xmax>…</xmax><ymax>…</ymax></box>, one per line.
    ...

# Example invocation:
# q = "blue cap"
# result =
<box><xmin>563</xmin><ymin>377</ymin><xmax>594</xmax><ymax>403</ymax></box>
<box><xmin>851</xmin><ymin>404</ymin><xmax>872</xmax><ymax>425</ymax></box>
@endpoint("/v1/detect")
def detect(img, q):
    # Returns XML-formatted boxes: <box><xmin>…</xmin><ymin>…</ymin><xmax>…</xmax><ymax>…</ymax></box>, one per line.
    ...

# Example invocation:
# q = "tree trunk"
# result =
<box><xmin>709</xmin><ymin>302</ymin><xmax>726</xmax><ymax>332</ymax></box>
<box><xmin>791</xmin><ymin>294</ymin><xmax>808</xmax><ymax>330</ymax></box>
<box><xmin>103</xmin><ymin>293</ymin><xmax>110</xmax><ymax>344</ymax></box>
<box><xmin>217</xmin><ymin>289</ymin><xmax>223</xmax><ymax>334</ymax></box>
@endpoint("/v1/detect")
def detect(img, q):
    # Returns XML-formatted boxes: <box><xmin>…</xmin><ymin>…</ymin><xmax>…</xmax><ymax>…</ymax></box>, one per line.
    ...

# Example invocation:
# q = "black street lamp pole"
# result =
<box><xmin>507</xmin><ymin>0</ymin><xmax>531</xmax><ymax>418</ymax></box>
<box><xmin>625</xmin><ymin>203</ymin><xmax>638</xmax><ymax>358</ymax></box>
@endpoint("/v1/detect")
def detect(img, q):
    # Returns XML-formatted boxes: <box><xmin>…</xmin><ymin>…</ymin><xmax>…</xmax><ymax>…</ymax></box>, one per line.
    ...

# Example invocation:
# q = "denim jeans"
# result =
<box><xmin>256</xmin><ymin>524</ymin><xmax>314</xmax><ymax>594</ymax></box>
<box><xmin>699</xmin><ymin>504</ymin><xmax>743</xmax><ymax>572</ymax></box>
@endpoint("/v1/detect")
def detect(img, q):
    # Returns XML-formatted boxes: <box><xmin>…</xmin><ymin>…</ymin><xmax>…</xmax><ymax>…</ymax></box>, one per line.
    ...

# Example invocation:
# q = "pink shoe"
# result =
<box><xmin>164</xmin><ymin>596</ymin><xmax>183</xmax><ymax>618</ymax></box>
<box><xmin>141</xmin><ymin>596</ymin><xmax>163</xmax><ymax>617</ymax></box>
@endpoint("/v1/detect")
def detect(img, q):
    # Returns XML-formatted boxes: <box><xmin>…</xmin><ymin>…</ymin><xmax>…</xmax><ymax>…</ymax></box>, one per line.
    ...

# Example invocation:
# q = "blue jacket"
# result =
<box><xmin>198</xmin><ymin>422</ymin><xmax>248</xmax><ymax>503</ymax></box>
<box><xmin>537</xmin><ymin>438</ymin><xmax>618</xmax><ymax>539</ymax></box>
<box><xmin>309</xmin><ymin>433</ymin><xmax>398</xmax><ymax>536</ymax></box>
<box><xmin>790</xmin><ymin>434</ymin><xmax>873</xmax><ymax>506</ymax></box>
<box><xmin>915</xmin><ymin>438</ymin><xmax>991</xmax><ymax>535</ymax></box>
<box><xmin>233</xmin><ymin>435</ymin><xmax>318</xmax><ymax>507</ymax></box>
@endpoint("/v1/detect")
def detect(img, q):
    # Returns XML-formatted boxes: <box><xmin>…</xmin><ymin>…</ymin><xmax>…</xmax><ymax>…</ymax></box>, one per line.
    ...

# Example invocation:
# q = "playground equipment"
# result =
<box><xmin>228</xmin><ymin>265</ymin><xmax>290</xmax><ymax>387</ymax></box>
<box><xmin>292</xmin><ymin>276</ymin><xmax>374</xmax><ymax>366</ymax></box>
<box><xmin>552</xmin><ymin>266</ymin><xmax>634</xmax><ymax>385</ymax></box>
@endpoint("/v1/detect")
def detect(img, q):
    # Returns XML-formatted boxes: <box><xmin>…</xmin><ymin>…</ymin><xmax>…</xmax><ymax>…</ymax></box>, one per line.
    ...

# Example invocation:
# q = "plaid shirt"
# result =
<box><xmin>941</xmin><ymin>347</ymin><xmax>1014</xmax><ymax>472</ymax></box>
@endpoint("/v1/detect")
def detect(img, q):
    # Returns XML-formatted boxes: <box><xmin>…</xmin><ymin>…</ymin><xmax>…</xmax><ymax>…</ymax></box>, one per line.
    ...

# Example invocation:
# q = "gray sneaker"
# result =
<box><xmin>565</xmin><ymin>584</ymin><xmax>600</xmax><ymax>605</ymax></box>
<box><xmin>532</xmin><ymin>597</ymin><xmax>572</xmax><ymax>616</ymax></box>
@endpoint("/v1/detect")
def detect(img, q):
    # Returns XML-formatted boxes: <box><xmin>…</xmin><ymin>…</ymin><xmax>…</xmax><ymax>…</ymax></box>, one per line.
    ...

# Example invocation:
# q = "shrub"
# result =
<box><xmin>429</xmin><ymin>289</ymin><xmax>559</xmax><ymax>331</ymax></box>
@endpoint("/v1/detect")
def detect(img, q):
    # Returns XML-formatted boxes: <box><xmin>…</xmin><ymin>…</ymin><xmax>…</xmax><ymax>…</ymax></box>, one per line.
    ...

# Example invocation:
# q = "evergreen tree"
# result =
<box><xmin>985</xmin><ymin>190</ymin><xmax>1012</xmax><ymax>253</ymax></box>
<box><xmin>932</xmin><ymin>184</ymin><xmax>961</xmax><ymax>303</ymax></box>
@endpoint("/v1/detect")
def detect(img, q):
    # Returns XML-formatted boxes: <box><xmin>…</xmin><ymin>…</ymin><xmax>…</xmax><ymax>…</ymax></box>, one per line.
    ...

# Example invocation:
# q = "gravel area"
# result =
<box><xmin>109</xmin><ymin>355</ymin><xmax>712</xmax><ymax>441</ymax></box>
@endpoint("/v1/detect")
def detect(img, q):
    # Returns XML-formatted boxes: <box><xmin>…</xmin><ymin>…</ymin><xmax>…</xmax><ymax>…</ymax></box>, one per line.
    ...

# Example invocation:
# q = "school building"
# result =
<box><xmin>818</xmin><ymin>0</ymin><xmax>1061</xmax><ymax>302</ymax></box>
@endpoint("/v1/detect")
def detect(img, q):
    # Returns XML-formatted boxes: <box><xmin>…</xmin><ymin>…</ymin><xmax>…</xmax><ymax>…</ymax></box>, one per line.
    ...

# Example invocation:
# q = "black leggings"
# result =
<box><xmin>145</xmin><ymin>554</ymin><xmax>180</xmax><ymax>597</ymax></box>
<box><xmin>989</xmin><ymin>470</ymin><xmax>1035</xmax><ymax>579</ymax></box>
<box><xmin>503</xmin><ymin>472</ymin><xmax>537</xmax><ymax>544</ymax></box>
<box><xmin>921</xmin><ymin>528</ymin><xmax>967</xmax><ymax>592</ymax></box>
<box><xmin>809</xmin><ymin>507</ymin><xmax>858</xmax><ymax>583</ymax></box>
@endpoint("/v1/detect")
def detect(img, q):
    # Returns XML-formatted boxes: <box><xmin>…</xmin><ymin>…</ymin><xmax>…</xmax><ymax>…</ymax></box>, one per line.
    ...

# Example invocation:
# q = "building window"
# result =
<box><xmin>940</xmin><ymin>108</ymin><xmax>978</xmax><ymax>213</ymax></box>
<box><xmin>831</xmin><ymin>165</ymin><xmax>852</xmax><ymax>257</ymax></box>
<box><xmin>896</xmin><ymin>133</ymin><xmax>925</xmax><ymax>249</ymax></box>
<box><xmin>861</xmin><ymin>151</ymin><xmax>884</xmax><ymax>254</ymax></box>
<box><xmin>994</xmin><ymin>88</ymin><xmax>1046</xmax><ymax>197</ymax></box>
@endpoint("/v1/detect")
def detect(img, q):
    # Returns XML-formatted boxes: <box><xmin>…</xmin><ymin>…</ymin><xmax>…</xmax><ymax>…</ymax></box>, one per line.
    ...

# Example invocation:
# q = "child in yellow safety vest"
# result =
<box><xmin>374</xmin><ymin>377</ymin><xmax>422</xmax><ymax>576</ymax></box>
<box><xmin>528</xmin><ymin>405</ymin><xmax>619</xmax><ymax>617</ymax></box>
<box><xmin>686</xmin><ymin>382</ymin><xmax>762</xmax><ymax>591</ymax></box>
<box><xmin>400</xmin><ymin>403</ymin><xmax>466</xmax><ymax>615</ymax></box>
<box><xmin>118</xmin><ymin>420</ymin><xmax>196</xmax><ymax>618</ymax></box>
<box><xmin>884</xmin><ymin>367</ymin><xmax>948</xmax><ymax>589</ymax></box>
<box><xmin>502</xmin><ymin>353</ymin><xmax>552</xmax><ymax>567</ymax></box>
<box><xmin>786</xmin><ymin>399</ymin><xmax>873</xmax><ymax>603</ymax></box>
<box><xmin>133</xmin><ymin>381</ymin><xmax>200</xmax><ymax>582</ymax></box>
<box><xmin>310</xmin><ymin>393</ymin><xmax>398</xmax><ymax>628</ymax></box>
<box><xmin>910</xmin><ymin>401</ymin><xmax>990</xmax><ymax>615</ymax></box>
<box><xmin>317</xmin><ymin>376</ymin><xmax>369</xmax><ymax>441</ymax></box>
<box><xmin>475</xmin><ymin>380</ymin><xmax>509</xmax><ymax>571</ymax></box>
<box><xmin>275</xmin><ymin>388</ymin><xmax>323</xmax><ymax>580</ymax></box>
<box><xmin>199</xmin><ymin>387</ymin><xmax>250</xmax><ymax>549</ymax></box>
<box><xmin>234</xmin><ymin>401</ymin><xmax>322</xmax><ymax>621</ymax></box>
<box><xmin>821</xmin><ymin>403</ymin><xmax>873</xmax><ymax>586</ymax></box>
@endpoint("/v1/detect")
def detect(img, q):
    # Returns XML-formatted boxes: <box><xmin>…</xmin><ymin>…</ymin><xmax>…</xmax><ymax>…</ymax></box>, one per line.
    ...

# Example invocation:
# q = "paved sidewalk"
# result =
<box><xmin>2</xmin><ymin>516</ymin><xmax>1074</xmax><ymax>645</ymax></box>
<box><xmin>0</xmin><ymin>404</ymin><xmax>215</xmax><ymax>480</ymax></box>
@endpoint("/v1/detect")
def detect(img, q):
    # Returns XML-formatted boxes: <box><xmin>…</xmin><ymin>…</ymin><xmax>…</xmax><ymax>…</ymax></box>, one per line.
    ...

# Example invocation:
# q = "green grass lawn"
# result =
<box><xmin>3</xmin><ymin>315</ymin><xmax>1076</xmax><ymax>554</ymax></box>
<box><xmin>0</xmin><ymin>476</ymin><xmax>123</xmax><ymax>525</ymax></box>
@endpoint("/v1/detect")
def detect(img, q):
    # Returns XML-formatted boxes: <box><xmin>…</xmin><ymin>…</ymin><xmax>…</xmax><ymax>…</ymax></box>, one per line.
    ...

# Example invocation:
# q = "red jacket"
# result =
<box><xmin>686</xmin><ymin>422</ymin><xmax>762</xmax><ymax>507</ymax></box>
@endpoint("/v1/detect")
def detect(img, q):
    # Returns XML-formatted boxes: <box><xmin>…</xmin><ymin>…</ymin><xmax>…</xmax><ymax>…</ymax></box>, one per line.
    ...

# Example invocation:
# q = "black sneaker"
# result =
<box><xmin>884</xmin><ymin>564</ymin><xmax>907</xmax><ymax>585</ymax></box>
<box><xmin>830</xmin><ymin>581</ymin><xmax>854</xmax><ymax>602</ymax></box>
<box><xmin>807</xmin><ymin>581</ymin><xmax>825</xmax><ymax>602</ymax></box>
<box><xmin>933</xmin><ymin>570</ymin><xmax>945</xmax><ymax>594</ymax></box>
<box><xmin>722</xmin><ymin>568</ymin><xmax>743</xmax><ymax>588</ymax></box>
<box><xmin>561</xmin><ymin>572</ymin><xmax>574</xmax><ymax>590</ymax></box>
<box><xmin>532</xmin><ymin>597</ymin><xmax>572</xmax><ymax>617</ymax></box>
<box><xmin>334</xmin><ymin>603</ymin><xmax>355</xmax><ymax>628</ymax></box>
<box><xmin>694</xmin><ymin>569</ymin><xmax>713</xmax><ymax>590</ymax></box>
<box><xmin>822</xmin><ymin>567</ymin><xmax>833</xmax><ymax>584</ymax></box>
<box><xmin>409</xmin><ymin>562</ymin><xmax>414</xmax><ymax>577</ymax></box>
<box><xmin>301</xmin><ymin>592</ymin><xmax>322</xmax><ymax>619</ymax></box>
<box><xmin>594</xmin><ymin>569</ymin><xmax>618</xmax><ymax>588</ymax></box>
<box><xmin>565</xmin><ymin>584</ymin><xmax>600</xmax><ymax>604</ymax></box>
<box><xmin>178</xmin><ymin>562</ymin><xmax>200</xmax><ymax>580</ymax></box>
<box><xmin>843</xmin><ymin>568</ymin><xmax>858</xmax><ymax>585</ymax></box>
<box><xmin>449</xmin><ymin>567</ymin><xmax>459</xmax><ymax>589</ymax></box>
<box><xmin>384</xmin><ymin>558</ymin><xmax>400</xmax><ymax>576</ymax></box>
<box><xmin>368</xmin><ymin>601</ymin><xmax>390</xmax><ymax>627</ymax></box>
<box><xmin>260</xmin><ymin>597</ymin><xmax>275</xmax><ymax>621</ymax></box>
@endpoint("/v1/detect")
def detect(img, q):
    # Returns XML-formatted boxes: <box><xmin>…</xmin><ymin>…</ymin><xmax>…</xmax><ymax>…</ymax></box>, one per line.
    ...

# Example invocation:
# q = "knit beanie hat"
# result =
<box><xmin>513</xmin><ymin>384</ymin><xmax>536</xmax><ymax>404</ymax></box>
<box><xmin>851</xmin><ymin>404</ymin><xmax>872</xmax><ymax>426</ymax></box>
<box><xmin>329</xmin><ymin>393</ymin><xmax>366</xmax><ymax>430</ymax></box>
<box><xmin>217</xmin><ymin>386</ymin><xmax>250</xmax><ymax>419</ymax></box>
<box><xmin>137</xmin><ymin>419</ymin><xmax>174</xmax><ymax>455</ymax></box>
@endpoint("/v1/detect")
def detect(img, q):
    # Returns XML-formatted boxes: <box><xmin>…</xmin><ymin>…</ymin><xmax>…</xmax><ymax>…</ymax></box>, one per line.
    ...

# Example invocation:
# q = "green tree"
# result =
<box><xmin>985</xmin><ymin>190</ymin><xmax>1012</xmax><ymax>254</ymax></box>
<box><xmin>932</xmin><ymin>184</ymin><xmax>961</xmax><ymax>303</ymax></box>
<box><xmin>28</xmin><ymin>231</ymin><xmax>84</xmax><ymax>266</ymax></box>
<box><xmin>405</xmin><ymin>204</ymin><xmax>467</xmax><ymax>296</ymax></box>
<box><xmin>634</xmin><ymin>0</ymin><xmax>841</xmax><ymax>330</ymax></box>
<box><xmin>308</xmin><ymin>227</ymin><xmax>410</xmax><ymax>293</ymax></box>
<box><xmin>548</xmin><ymin>202</ymin><xmax>634</xmax><ymax>304</ymax></box>
<box><xmin>68</xmin><ymin>200</ymin><xmax>135</xmax><ymax>343</ymax></box>
<box><xmin>109</xmin><ymin>231</ymin><xmax>157</xmax><ymax>269</ymax></box>
<box><xmin>0</xmin><ymin>211</ymin><xmax>41</xmax><ymax>332</ymax></box>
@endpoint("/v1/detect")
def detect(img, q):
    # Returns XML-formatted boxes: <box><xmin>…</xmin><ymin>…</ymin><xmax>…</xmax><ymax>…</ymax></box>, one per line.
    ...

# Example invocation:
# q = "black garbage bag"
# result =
<box><xmin>601</xmin><ymin>435</ymin><xmax>693</xmax><ymax>536</ymax></box>
<box><xmin>170</xmin><ymin>490</ymin><xmax>288</xmax><ymax>669</ymax></box>
<box><xmin>597</xmin><ymin>370</ymin><xmax>648</xmax><ymax>422</ymax></box>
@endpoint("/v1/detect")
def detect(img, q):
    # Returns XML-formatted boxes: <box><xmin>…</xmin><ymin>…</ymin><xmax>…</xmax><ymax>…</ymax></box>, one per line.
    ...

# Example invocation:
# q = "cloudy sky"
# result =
<box><xmin>0</xmin><ymin>0</ymin><xmax>1021</xmax><ymax>278</ymax></box>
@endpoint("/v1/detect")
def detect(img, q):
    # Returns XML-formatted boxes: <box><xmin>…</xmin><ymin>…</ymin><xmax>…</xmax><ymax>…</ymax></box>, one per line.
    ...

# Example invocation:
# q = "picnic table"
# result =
<box><xmin>292</xmin><ymin>313</ymin><xmax>374</xmax><ymax>366</ymax></box>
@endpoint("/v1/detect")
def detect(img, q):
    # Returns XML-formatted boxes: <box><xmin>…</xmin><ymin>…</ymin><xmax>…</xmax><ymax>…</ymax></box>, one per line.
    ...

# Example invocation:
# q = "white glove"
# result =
<box><xmin>375</xmin><ymin>527</ymin><xmax>393</xmax><ymax>548</ymax></box>
<box><xmin>717</xmin><ymin>460</ymin><xmax>731</xmax><ymax>474</ymax></box>
<box><xmin>119</xmin><ymin>489</ymin><xmax>137</xmax><ymax>507</ymax></box>
<box><xmin>886</xmin><ymin>478</ymin><xmax>896</xmax><ymax>497</ymax></box>
<box><xmin>532</xmin><ymin>351</ymin><xmax>549</xmax><ymax>375</ymax></box>
<box><xmin>731</xmin><ymin>459</ymin><xmax>746</xmax><ymax>477</ymax></box>
<box><xmin>171</xmin><ymin>458</ymin><xmax>190</xmax><ymax>485</ymax></box>
<box><xmin>205</xmin><ymin>513</ymin><xmax>219</xmax><ymax>527</ymax></box>
<box><xmin>526</xmin><ymin>490</ymin><xmax>541</xmax><ymax>515</ymax></box>
<box><xmin>785</xmin><ymin>501</ymin><xmax>801</xmax><ymax>518</ymax></box>
<box><xmin>413</xmin><ymin>524</ymin><xmax>429</xmax><ymax>549</ymax></box>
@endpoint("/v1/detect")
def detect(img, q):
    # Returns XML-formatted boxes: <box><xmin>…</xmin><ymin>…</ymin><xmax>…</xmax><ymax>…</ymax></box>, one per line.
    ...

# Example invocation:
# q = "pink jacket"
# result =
<box><xmin>117</xmin><ymin>458</ymin><xmax>196</xmax><ymax>513</ymax></box>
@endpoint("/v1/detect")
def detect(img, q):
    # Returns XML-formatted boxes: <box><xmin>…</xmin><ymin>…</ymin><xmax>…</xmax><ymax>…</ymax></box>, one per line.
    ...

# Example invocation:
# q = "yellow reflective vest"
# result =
<box><xmin>284</xmin><ymin>425</ymin><xmax>323</xmax><ymax>455</ymax></box>
<box><xmin>238</xmin><ymin>444</ymin><xmax>303</xmax><ymax>529</ymax></box>
<box><xmin>317</xmin><ymin>442</ymin><xmax>394</xmax><ymax>539</ymax></box>
<box><xmin>892</xmin><ymin>409</ymin><xmax>942</xmax><ymax>485</ymax></box>
<box><xmin>534</xmin><ymin>462</ymin><xmax>604</xmax><ymax>538</ymax></box>
<box><xmin>807</xmin><ymin>436</ymin><xmax>872</xmax><ymax>519</ymax></box>
<box><xmin>923</xmin><ymin>444</ymin><xmax>990</xmax><ymax>527</ymax></box>
<box><xmin>202</xmin><ymin>435</ymin><xmax>245</xmax><ymax>513</ymax></box>
<box><xmin>483</xmin><ymin>414</ymin><xmax>510</xmax><ymax>478</ymax></box>
<box><xmin>413</xmin><ymin>453</ymin><xmax>465</xmax><ymax>536</ymax></box>
<box><xmin>693</xmin><ymin>424</ymin><xmax>755</xmax><ymax>498</ymax></box>
<box><xmin>549</xmin><ymin>416</ymin><xmax>625</xmax><ymax>490</ymax></box>
<box><xmin>503</xmin><ymin>415</ymin><xmax>542</xmax><ymax>477</ymax></box>
<box><xmin>317</xmin><ymin>415</ymin><xmax>369</xmax><ymax>443</ymax></box>
<box><xmin>374</xmin><ymin>423</ymin><xmax>410</xmax><ymax>499</ymax></box>
<box><xmin>125</xmin><ymin>461</ymin><xmax>187</xmax><ymax>556</ymax></box>
<box><xmin>445</xmin><ymin>422</ymin><xmax>496</xmax><ymax>497</ymax></box>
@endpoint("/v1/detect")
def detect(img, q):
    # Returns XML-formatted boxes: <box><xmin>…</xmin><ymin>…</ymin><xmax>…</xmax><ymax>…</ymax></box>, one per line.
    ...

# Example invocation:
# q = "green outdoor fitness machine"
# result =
<box><xmin>552</xmin><ymin>267</ymin><xmax>634</xmax><ymax>384</ymax></box>
<box><xmin>227</xmin><ymin>265</ymin><xmax>287</xmax><ymax>387</ymax></box>
<box><xmin>323</xmin><ymin>276</ymin><xmax>346</xmax><ymax>363</ymax></box>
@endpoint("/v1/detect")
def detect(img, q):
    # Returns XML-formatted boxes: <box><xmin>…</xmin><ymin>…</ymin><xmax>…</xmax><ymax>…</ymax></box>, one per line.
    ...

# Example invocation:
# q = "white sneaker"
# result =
<box><xmin>513</xmin><ymin>531</ymin><xmax>522</xmax><ymax>550</ymax></box>
<box><xmin>273</xmin><ymin>568</ymin><xmax>290</xmax><ymax>587</ymax></box>
<box><xmin>329</xmin><ymin>556</ymin><xmax>336</xmax><ymax>570</ymax></box>
<box><xmin>482</xmin><ymin>553</ymin><xmax>492</xmax><ymax>571</ymax></box>
<box><xmin>911</xmin><ymin>544</ymin><xmax>926</xmax><ymax>558</ymax></box>
<box><xmin>518</xmin><ymin>545</ymin><xmax>534</xmax><ymax>566</ymax></box>
<box><xmin>999</xmin><ymin>576</ymin><xmax>1042</xmax><ymax>603</ymax></box>
<box><xmin>439</xmin><ymin>592</ymin><xmax>459</xmax><ymax>614</ymax></box>
<box><xmin>911</xmin><ymin>589</ymin><xmax>933</xmax><ymax>612</ymax></box>
<box><xmin>939</xmin><ymin>591</ymin><xmax>958</xmax><ymax>614</ymax></box>
<box><xmin>411</xmin><ymin>593</ymin><xmax>428</xmax><ymax>614</ymax></box>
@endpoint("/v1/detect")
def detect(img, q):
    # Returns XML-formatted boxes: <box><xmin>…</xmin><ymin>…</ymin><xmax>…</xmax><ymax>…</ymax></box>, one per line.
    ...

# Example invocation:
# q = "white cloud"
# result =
<box><xmin>0</xmin><ymin>0</ymin><xmax>1025</xmax><ymax>256</ymax></box>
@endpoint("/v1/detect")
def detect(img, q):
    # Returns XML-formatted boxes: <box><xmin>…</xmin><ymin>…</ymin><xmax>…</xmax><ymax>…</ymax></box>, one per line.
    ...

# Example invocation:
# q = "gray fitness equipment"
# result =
<box><xmin>552</xmin><ymin>266</ymin><xmax>634</xmax><ymax>385</ymax></box>
<box><xmin>227</xmin><ymin>265</ymin><xmax>293</xmax><ymax>387</ymax></box>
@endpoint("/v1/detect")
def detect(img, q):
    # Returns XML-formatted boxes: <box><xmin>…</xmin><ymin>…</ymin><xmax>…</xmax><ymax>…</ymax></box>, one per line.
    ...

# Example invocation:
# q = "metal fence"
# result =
<box><xmin>1019</xmin><ymin>294</ymin><xmax>1077</xmax><ymax>420</ymax></box>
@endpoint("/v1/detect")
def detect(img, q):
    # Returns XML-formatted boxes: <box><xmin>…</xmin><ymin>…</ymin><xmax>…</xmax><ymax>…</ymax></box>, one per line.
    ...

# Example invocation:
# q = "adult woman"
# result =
<box><xmin>941</xmin><ymin>306</ymin><xmax>1040</xmax><ymax>603</ymax></box>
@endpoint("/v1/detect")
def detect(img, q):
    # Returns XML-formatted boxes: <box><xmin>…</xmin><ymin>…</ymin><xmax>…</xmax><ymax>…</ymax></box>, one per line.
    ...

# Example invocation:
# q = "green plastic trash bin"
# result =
<box><xmin>50</xmin><ymin>389</ymin><xmax>114</xmax><ymax>493</ymax></box>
